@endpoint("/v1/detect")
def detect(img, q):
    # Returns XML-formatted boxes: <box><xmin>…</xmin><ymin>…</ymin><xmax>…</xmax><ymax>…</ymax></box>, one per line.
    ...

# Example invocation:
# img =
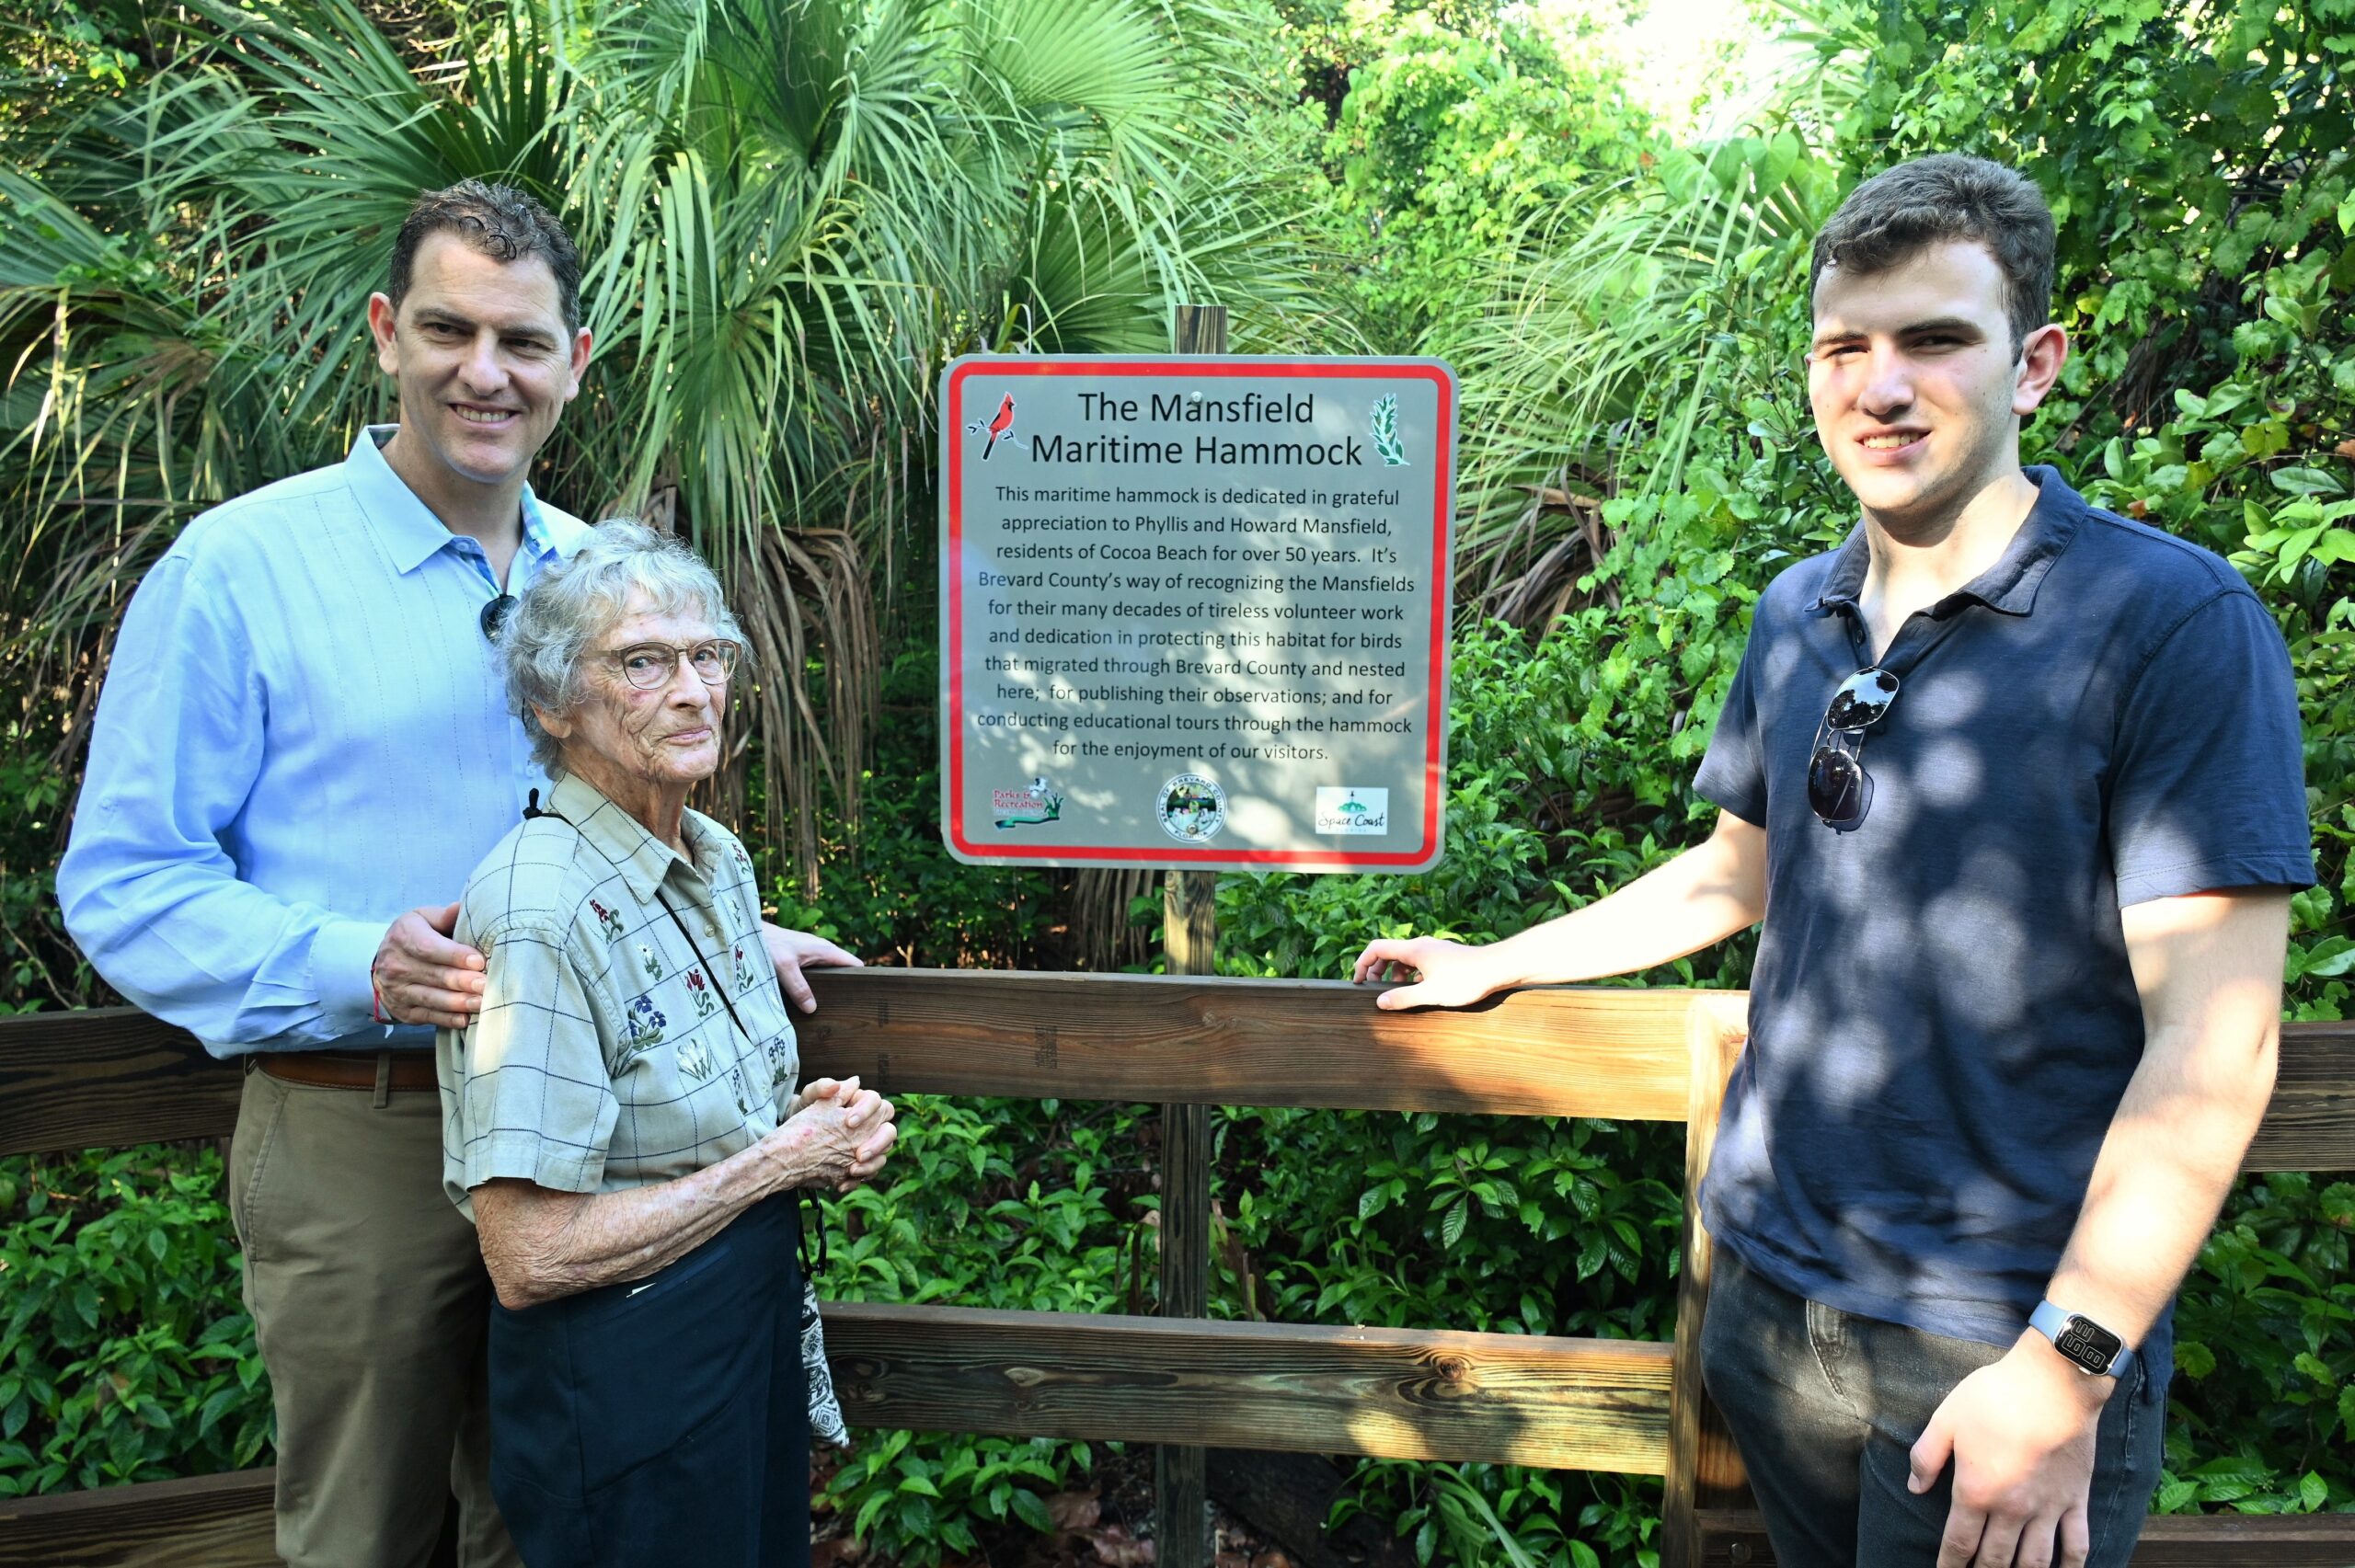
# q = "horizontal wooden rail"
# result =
<box><xmin>1695</xmin><ymin>1509</ymin><xmax>2355</xmax><ymax>1565</ymax></box>
<box><xmin>824</xmin><ymin>1302</ymin><xmax>1672</xmax><ymax>1472</ymax></box>
<box><xmin>795</xmin><ymin>970</ymin><xmax>1705</xmax><ymax>1116</ymax></box>
<box><xmin>0</xmin><ymin>1008</ymin><xmax>245</xmax><ymax>1157</ymax></box>
<box><xmin>17</xmin><ymin>1475</ymin><xmax>2353</xmax><ymax>1568</ymax></box>
<box><xmin>3</xmin><ymin>971</ymin><xmax>2349</xmax><ymax>1167</ymax></box>
<box><xmin>0</xmin><ymin>1469</ymin><xmax>275</xmax><ymax>1567</ymax></box>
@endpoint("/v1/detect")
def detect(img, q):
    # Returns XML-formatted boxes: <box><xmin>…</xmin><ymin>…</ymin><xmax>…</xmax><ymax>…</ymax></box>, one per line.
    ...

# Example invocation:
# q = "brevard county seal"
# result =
<box><xmin>1157</xmin><ymin>773</ymin><xmax>1227</xmax><ymax>843</ymax></box>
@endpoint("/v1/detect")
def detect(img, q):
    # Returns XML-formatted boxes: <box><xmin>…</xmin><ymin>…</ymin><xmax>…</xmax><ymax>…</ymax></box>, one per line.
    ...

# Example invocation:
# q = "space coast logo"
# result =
<box><xmin>1315</xmin><ymin>786</ymin><xmax>1389</xmax><ymax>835</ymax></box>
<box><xmin>992</xmin><ymin>774</ymin><xmax>1063</xmax><ymax>829</ymax></box>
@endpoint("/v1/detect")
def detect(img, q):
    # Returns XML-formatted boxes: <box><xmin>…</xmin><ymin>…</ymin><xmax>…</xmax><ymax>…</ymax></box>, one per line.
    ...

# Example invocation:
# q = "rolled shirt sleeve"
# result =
<box><xmin>443</xmin><ymin>917</ymin><xmax>621</xmax><ymax>1206</ymax></box>
<box><xmin>58</xmin><ymin>554</ymin><xmax>385</xmax><ymax>1044</ymax></box>
<box><xmin>2108</xmin><ymin>589</ymin><xmax>2315</xmax><ymax>906</ymax></box>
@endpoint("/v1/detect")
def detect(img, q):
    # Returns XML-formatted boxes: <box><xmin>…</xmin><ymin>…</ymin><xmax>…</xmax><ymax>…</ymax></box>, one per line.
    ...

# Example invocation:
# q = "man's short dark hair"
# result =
<box><xmin>387</xmin><ymin>179</ymin><xmax>581</xmax><ymax>334</ymax></box>
<box><xmin>1809</xmin><ymin>155</ymin><xmax>2056</xmax><ymax>353</ymax></box>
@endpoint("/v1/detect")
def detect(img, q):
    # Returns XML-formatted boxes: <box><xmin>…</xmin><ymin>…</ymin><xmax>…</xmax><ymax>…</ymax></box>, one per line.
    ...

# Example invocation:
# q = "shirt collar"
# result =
<box><xmin>345</xmin><ymin>425</ymin><xmax>558</xmax><ymax>577</ymax></box>
<box><xmin>546</xmin><ymin>771</ymin><xmax>723</xmax><ymax>904</ymax></box>
<box><xmin>1809</xmin><ymin>464</ymin><xmax>2086</xmax><ymax>620</ymax></box>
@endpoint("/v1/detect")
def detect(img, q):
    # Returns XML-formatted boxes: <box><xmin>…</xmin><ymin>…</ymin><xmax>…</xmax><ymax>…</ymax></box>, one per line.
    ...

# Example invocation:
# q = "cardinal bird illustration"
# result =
<box><xmin>967</xmin><ymin>393</ymin><xmax>1016</xmax><ymax>460</ymax></box>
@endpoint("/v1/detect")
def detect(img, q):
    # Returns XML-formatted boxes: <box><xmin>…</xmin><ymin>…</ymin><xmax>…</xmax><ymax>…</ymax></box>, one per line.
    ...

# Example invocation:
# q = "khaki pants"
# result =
<box><xmin>228</xmin><ymin>1062</ymin><xmax>519</xmax><ymax>1568</ymax></box>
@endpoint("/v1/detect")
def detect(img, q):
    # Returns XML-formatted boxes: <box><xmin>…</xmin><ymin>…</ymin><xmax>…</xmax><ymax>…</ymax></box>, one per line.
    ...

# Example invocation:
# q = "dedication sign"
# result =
<box><xmin>940</xmin><ymin>355</ymin><xmax>1455</xmax><ymax>871</ymax></box>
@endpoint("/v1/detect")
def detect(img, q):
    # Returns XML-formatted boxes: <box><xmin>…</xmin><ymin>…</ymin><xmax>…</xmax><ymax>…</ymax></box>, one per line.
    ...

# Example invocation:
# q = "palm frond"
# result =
<box><xmin>2</xmin><ymin>0</ymin><xmax>1324</xmax><ymax>898</ymax></box>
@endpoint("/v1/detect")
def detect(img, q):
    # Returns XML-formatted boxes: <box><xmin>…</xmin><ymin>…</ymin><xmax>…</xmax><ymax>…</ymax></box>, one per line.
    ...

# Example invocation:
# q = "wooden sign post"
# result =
<box><xmin>935</xmin><ymin>302</ymin><xmax>1459</xmax><ymax>1568</ymax></box>
<box><xmin>1155</xmin><ymin>302</ymin><xmax>1224</xmax><ymax>1568</ymax></box>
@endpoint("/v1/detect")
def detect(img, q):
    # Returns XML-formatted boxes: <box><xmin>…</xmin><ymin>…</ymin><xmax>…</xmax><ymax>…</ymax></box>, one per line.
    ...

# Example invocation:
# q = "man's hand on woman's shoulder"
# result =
<box><xmin>761</xmin><ymin>921</ymin><xmax>864</xmax><ymax>1013</ymax></box>
<box><xmin>1350</xmin><ymin>935</ymin><xmax>1512</xmax><ymax>1012</ymax></box>
<box><xmin>374</xmin><ymin>901</ymin><xmax>486</xmax><ymax>1028</ymax></box>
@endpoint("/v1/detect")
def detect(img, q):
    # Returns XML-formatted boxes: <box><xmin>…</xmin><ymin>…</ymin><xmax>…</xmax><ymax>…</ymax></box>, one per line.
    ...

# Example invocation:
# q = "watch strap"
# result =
<box><xmin>2029</xmin><ymin>1299</ymin><xmax>2133</xmax><ymax>1379</ymax></box>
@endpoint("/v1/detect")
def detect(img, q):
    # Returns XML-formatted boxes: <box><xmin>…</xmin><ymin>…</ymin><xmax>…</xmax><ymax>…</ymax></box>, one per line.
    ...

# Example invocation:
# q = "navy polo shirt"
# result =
<box><xmin>1694</xmin><ymin>467</ymin><xmax>2313</xmax><ymax>1394</ymax></box>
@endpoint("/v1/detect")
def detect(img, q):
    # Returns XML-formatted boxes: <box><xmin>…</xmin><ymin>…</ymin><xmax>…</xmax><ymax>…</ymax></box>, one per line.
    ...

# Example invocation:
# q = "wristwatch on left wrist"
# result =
<box><xmin>2029</xmin><ymin>1299</ymin><xmax>2134</xmax><ymax>1379</ymax></box>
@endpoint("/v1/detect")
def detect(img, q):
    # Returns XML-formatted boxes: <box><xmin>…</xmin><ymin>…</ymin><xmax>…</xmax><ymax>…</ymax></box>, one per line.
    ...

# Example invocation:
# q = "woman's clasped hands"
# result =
<box><xmin>774</xmin><ymin>1075</ymin><xmax>897</xmax><ymax>1193</ymax></box>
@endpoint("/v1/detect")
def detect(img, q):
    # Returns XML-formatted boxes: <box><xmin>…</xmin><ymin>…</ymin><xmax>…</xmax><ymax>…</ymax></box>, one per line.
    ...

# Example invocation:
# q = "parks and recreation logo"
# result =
<box><xmin>992</xmin><ymin>774</ymin><xmax>1062</xmax><ymax>828</ymax></box>
<box><xmin>1315</xmin><ymin>786</ymin><xmax>1389</xmax><ymax>835</ymax></box>
<box><xmin>1158</xmin><ymin>773</ymin><xmax>1227</xmax><ymax>843</ymax></box>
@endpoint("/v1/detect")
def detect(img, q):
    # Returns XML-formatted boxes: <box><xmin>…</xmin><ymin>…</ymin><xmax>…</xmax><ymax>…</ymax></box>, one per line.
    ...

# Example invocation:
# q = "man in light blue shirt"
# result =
<box><xmin>60</xmin><ymin>182</ymin><xmax>856</xmax><ymax>1567</ymax></box>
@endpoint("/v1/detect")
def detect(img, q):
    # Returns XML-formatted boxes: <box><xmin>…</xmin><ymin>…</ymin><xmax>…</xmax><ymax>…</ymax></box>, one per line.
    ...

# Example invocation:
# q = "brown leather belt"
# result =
<box><xmin>258</xmin><ymin>1050</ymin><xmax>439</xmax><ymax>1093</ymax></box>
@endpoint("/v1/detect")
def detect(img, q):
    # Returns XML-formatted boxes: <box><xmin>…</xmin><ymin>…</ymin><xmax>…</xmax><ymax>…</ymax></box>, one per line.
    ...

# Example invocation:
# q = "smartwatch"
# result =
<box><xmin>2029</xmin><ymin>1300</ymin><xmax>2134</xmax><ymax>1379</ymax></box>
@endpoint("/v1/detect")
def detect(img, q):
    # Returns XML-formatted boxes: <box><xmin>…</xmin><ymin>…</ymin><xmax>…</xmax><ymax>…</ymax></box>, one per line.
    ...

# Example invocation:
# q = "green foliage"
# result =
<box><xmin>817</xmin><ymin>1094</ymin><xmax>1139</xmax><ymax>1561</ymax></box>
<box><xmin>0</xmin><ymin>0</ymin><xmax>1326</xmax><ymax>887</ymax></box>
<box><xmin>0</xmin><ymin>1148</ymin><xmax>268</xmax><ymax>1497</ymax></box>
<box><xmin>827</xmin><ymin>1427</ymin><xmax>1072</xmax><ymax>1560</ymax></box>
<box><xmin>1322</xmin><ymin>15</ymin><xmax>1659</xmax><ymax>348</ymax></box>
<box><xmin>764</xmin><ymin>644</ymin><xmax>1066</xmax><ymax>970</ymax></box>
<box><xmin>2159</xmin><ymin>1173</ymin><xmax>2355</xmax><ymax>1514</ymax></box>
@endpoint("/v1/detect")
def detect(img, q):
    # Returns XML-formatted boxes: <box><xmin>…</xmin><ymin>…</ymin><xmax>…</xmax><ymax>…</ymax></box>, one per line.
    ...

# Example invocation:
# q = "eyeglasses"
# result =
<box><xmin>609</xmin><ymin>640</ymin><xmax>742</xmax><ymax>691</ymax></box>
<box><xmin>1809</xmin><ymin>667</ymin><xmax>1900</xmax><ymax>830</ymax></box>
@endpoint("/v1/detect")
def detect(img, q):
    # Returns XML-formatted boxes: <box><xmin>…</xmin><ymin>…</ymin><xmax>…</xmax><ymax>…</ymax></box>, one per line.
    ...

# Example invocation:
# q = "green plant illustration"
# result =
<box><xmin>1372</xmin><ymin>394</ymin><xmax>1408</xmax><ymax>466</ymax></box>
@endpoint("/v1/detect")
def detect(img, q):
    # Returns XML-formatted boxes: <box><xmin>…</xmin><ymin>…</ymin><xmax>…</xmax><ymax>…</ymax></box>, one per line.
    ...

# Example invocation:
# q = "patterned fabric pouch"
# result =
<box><xmin>800</xmin><ymin>1190</ymin><xmax>850</xmax><ymax>1448</ymax></box>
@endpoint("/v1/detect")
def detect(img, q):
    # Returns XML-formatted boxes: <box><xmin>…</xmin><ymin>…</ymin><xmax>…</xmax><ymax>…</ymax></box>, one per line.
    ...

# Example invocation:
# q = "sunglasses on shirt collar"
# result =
<box><xmin>1809</xmin><ymin>667</ymin><xmax>1900</xmax><ymax>830</ymax></box>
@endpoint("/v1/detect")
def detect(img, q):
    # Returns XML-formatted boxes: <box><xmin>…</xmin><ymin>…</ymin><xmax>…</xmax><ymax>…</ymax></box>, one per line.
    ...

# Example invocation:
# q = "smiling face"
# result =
<box><xmin>367</xmin><ymin>231</ymin><xmax>590</xmax><ymax>491</ymax></box>
<box><xmin>1807</xmin><ymin>238</ymin><xmax>2066</xmax><ymax>537</ymax></box>
<box><xmin>539</xmin><ymin>592</ymin><xmax>729</xmax><ymax>795</ymax></box>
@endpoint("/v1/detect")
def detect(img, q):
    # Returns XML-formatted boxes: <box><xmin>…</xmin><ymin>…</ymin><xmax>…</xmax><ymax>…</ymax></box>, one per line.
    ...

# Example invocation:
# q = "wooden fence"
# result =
<box><xmin>2</xmin><ymin>969</ymin><xmax>2351</xmax><ymax>1567</ymax></box>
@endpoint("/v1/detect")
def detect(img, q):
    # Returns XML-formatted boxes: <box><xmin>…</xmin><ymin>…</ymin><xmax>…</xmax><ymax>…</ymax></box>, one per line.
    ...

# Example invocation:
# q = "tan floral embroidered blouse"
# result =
<box><xmin>436</xmin><ymin>771</ymin><xmax>798</xmax><ymax>1217</ymax></box>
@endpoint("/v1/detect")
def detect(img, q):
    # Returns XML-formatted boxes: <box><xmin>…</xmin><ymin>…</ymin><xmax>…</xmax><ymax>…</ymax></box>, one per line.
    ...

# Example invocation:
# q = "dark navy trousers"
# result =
<box><xmin>488</xmin><ymin>1195</ymin><xmax>810</xmax><ymax>1568</ymax></box>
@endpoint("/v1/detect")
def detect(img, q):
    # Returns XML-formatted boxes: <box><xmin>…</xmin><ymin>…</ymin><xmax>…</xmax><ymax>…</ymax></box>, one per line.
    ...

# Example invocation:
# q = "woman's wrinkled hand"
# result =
<box><xmin>773</xmin><ymin>1074</ymin><xmax>897</xmax><ymax>1193</ymax></box>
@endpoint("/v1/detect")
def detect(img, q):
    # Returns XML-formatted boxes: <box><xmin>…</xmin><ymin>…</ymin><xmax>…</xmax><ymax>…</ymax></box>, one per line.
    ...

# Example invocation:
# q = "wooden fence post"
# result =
<box><xmin>1660</xmin><ymin>994</ymin><xmax>1752</xmax><ymax>1568</ymax></box>
<box><xmin>1154</xmin><ymin>300</ymin><xmax>1226</xmax><ymax>1568</ymax></box>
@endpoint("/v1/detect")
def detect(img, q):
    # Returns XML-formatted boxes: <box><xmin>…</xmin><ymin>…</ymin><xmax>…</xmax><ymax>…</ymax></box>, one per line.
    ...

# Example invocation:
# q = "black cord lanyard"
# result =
<box><xmin>654</xmin><ymin>881</ymin><xmax>829</xmax><ymax>1278</ymax></box>
<box><xmin>653</xmin><ymin>887</ymin><xmax>758</xmax><ymax>1046</ymax></box>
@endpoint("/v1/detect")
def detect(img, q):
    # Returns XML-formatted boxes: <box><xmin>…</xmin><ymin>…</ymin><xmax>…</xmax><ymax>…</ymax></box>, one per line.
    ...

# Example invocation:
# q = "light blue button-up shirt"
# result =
<box><xmin>59</xmin><ymin>427</ymin><xmax>590</xmax><ymax>1056</ymax></box>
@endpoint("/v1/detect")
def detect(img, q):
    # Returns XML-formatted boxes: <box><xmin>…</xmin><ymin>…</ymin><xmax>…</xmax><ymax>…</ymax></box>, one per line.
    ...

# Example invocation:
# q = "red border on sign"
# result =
<box><xmin>945</xmin><ymin>357</ymin><xmax>1453</xmax><ymax>865</ymax></box>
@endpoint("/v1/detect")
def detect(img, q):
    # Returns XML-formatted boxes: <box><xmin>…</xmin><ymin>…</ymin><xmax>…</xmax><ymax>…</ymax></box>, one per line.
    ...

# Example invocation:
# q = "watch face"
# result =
<box><xmin>2054</xmin><ymin>1316</ymin><xmax>2122</xmax><ymax>1373</ymax></box>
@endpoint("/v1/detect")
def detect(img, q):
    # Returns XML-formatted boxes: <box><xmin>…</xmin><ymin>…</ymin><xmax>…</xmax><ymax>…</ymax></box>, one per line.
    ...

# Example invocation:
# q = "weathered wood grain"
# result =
<box><xmin>0</xmin><ymin>1468</ymin><xmax>278</xmax><ymax>1567</ymax></box>
<box><xmin>1660</xmin><ymin>996</ymin><xmax>1756</xmax><ymax>1568</ymax></box>
<box><xmin>2244</xmin><ymin>1023</ymin><xmax>2355</xmax><ymax>1171</ymax></box>
<box><xmin>0</xmin><ymin>1009</ymin><xmax>235</xmax><ymax>1157</ymax></box>
<box><xmin>795</xmin><ymin>969</ymin><xmax>1705</xmax><ymax>1117</ymax></box>
<box><xmin>1694</xmin><ymin>1508</ymin><xmax>2355</xmax><ymax>1566</ymax></box>
<box><xmin>12</xmin><ymin>1471</ymin><xmax>2348</xmax><ymax>1568</ymax></box>
<box><xmin>823</xmin><ymin>1301</ymin><xmax>1675</xmax><ymax>1473</ymax></box>
<box><xmin>1158</xmin><ymin>863</ymin><xmax>1222</xmax><ymax>1568</ymax></box>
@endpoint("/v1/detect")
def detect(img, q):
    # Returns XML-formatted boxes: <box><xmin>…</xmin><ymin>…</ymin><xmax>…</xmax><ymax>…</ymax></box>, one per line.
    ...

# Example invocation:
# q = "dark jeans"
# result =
<box><xmin>487</xmin><ymin>1194</ymin><xmax>810</xmax><ymax>1568</ymax></box>
<box><xmin>1698</xmin><ymin>1248</ymin><xmax>2163</xmax><ymax>1568</ymax></box>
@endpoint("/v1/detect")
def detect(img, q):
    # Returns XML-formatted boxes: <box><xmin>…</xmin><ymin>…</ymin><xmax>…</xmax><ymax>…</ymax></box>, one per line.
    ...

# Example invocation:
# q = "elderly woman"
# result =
<box><xmin>436</xmin><ymin>521</ymin><xmax>894</xmax><ymax>1567</ymax></box>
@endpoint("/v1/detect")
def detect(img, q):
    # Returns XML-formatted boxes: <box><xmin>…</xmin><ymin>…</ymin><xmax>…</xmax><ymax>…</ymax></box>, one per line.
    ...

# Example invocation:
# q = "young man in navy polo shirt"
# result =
<box><xmin>1354</xmin><ymin>155</ymin><xmax>2312</xmax><ymax>1568</ymax></box>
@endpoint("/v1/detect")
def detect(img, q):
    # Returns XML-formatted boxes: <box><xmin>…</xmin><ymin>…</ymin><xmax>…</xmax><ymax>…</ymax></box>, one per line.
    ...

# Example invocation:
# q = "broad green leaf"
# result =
<box><xmin>2272</xmin><ymin>467</ymin><xmax>2349</xmax><ymax>498</ymax></box>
